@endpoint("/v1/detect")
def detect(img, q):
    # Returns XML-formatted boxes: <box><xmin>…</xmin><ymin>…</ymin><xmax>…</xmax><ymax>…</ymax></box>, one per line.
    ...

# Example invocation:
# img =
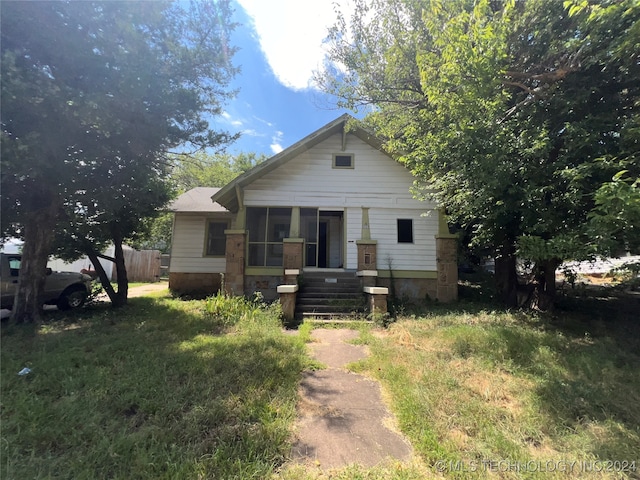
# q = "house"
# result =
<box><xmin>168</xmin><ymin>114</ymin><xmax>458</xmax><ymax>304</ymax></box>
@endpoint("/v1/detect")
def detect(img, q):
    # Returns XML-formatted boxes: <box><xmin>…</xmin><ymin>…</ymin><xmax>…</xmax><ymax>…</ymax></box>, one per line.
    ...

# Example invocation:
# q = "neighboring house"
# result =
<box><xmin>169</xmin><ymin>114</ymin><xmax>458</xmax><ymax>302</ymax></box>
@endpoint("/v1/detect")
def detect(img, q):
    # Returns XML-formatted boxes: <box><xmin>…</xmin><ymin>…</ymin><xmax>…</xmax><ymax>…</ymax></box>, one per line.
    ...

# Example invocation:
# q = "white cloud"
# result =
<box><xmin>242</xmin><ymin>128</ymin><xmax>263</xmax><ymax>137</ymax></box>
<box><xmin>270</xmin><ymin>130</ymin><xmax>284</xmax><ymax>154</ymax></box>
<box><xmin>236</xmin><ymin>0</ymin><xmax>354</xmax><ymax>91</ymax></box>
<box><xmin>221</xmin><ymin>110</ymin><xmax>244</xmax><ymax>127</ymax></box>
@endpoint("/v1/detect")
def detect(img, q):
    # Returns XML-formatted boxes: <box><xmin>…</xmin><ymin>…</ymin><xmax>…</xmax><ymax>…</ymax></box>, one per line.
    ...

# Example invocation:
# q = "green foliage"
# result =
<box><xmin>588</xmin><ymin>171</ymin><xmax>640</xmax><ymax>255</ymax></box>
<box><xmin>1</xmin><ymin>1</ymin><xmax>239</xmax><ymax>317</ymax></box>
<box><xmin>204</xmin><ymin>292</ymin><xmax>283</xmax><ymax>329</ymax></box>
<box><xmin>319</xmin><ymin>0</ymin><xmax>640</xmax><ymax>303</ymax></box>
<box><xmin>171</xmin><ymin>151</ymin><xmax>267</xmax><ymax>193</ymax></box>
<box><xmin>129</xmin><ymin>212</ymin><xmax>175</xmax><ymax>254</ymax></box>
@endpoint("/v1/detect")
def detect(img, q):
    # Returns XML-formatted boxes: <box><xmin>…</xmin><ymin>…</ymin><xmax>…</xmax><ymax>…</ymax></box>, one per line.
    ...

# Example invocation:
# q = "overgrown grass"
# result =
<box><xmin>346</xmin><ymin>306</ymin><xmax>640</xmax><ymax>479</ymax></box>
<box><xmin>4</xmin><ymin>288</ymin><xmax>639</xmax><ymax>479</ymax></box>
<box><xmin>1</xmin><ymin>293</ymin><xmax>308</xmax><ymax>479</ymax></box>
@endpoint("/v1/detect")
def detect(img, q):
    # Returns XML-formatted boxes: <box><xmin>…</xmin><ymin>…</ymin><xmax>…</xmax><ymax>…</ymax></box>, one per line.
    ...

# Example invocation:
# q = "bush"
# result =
<box><xmin>204</xmin><ymin>292</ymin><xmax>282</xmax><ymax>329</ymax></box>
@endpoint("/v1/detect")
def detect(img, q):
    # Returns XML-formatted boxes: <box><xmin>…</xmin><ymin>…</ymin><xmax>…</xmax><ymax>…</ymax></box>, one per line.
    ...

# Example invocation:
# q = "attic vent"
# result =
<box><xmin>333</xmin><ymin>154</ymin><xmax>354</xmax><ymax>169</ymax></box>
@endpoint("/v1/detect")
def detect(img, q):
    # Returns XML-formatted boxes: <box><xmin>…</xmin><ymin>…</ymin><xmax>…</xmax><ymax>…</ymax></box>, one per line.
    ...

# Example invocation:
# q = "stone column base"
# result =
<box><xmin>364</xmin><ymin>286</ymin><xmax>388</xmax><ymax>315</ymax></box>
<box><xmin>277</xmin><ymin>284</ymin><xmax>298</xmax><ymax>325</ymax></box>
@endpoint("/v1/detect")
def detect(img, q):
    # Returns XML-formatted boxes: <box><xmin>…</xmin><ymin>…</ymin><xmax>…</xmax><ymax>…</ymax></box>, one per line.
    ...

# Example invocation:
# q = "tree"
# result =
<box><xmin>171</xmin><ymin>151</ymin><xmax>267</xmax><ymax>192</ymax></box>
<box><xmin>129</xmin><ymin>151</ymin><xmax>267</xmax><ymax>254</ymax></box>
<box><xmin>318</xmin><ymin>0</ymin><xmax>640</xmax><ymax>308</ymax></box>
<box><xmin>1</xmin><ymin>1</ymin><xmax>238</xmax><ymax>321</ymax></box>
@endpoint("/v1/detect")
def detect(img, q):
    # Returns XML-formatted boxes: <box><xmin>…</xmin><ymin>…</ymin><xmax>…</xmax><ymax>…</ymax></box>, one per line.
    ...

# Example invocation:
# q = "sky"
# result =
<box><xmin>211</xmin><ymin>0</ymin><xmax>358</xmax><ymax>157</ymax></box>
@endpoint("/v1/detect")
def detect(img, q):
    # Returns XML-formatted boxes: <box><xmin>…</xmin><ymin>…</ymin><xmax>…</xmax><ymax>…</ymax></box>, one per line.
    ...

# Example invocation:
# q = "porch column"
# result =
<box><xmin>283</xmin><ymin>239</ymin><xmax>304</xmax><ymax>270</ymax></box>
<box><xmin>224</xmin><ymin>229</ymin><xmax>246</xmax><ymax>296</ymax></box>
<box><xmin>361</xmin><ymin>207</ymin><xmax>371</xmax><ymax>240</ymax></box>
<box><xmin>284</xmin><ymin>207</ymin><xmax>304</xmax><ymax>271</ymax></box>
<box><xmin>435</xmin><ymin>209</ymin><xmax>458</xmax><ymax>302</ymax></box>
<box><xmin>357</xmin><ymin>206</ymin><xmax>378</xmax><ymax>285</ymax></box>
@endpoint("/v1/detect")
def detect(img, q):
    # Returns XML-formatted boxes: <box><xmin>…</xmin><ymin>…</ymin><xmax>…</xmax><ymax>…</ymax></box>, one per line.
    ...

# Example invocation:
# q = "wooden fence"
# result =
<box><xmin>111</xmin><ymin>249</ymin><xmax>161</xmax><ymax>283</ymax></box>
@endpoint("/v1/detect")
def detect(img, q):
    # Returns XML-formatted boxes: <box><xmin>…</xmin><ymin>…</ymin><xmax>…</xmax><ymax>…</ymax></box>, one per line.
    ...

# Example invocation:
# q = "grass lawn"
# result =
<box><xmin>1</xmin><ymin>293</ymin><xmax>309</xmax><ymax>479</ymax></box>
<box><xmin>2</xmin><ymin>288</ymin><xmax>639</xmax><ymax>479</ymax></box>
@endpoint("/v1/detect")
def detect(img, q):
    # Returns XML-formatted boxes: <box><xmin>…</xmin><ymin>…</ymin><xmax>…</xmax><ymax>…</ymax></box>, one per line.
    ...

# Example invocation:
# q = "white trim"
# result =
<box><xmin>357</xmin><ymin>270</ymin><xmax>378</xmax><ymax>277</ymax></box>
<box><xmin>364</xmin><ymin>286</ymin><xmax>388</xmax><ymax>295</ymax></box>
<box><xmin>277</xmin><ymin>284</ymin><xmax>299</xmax><ymax>293</ymax></box>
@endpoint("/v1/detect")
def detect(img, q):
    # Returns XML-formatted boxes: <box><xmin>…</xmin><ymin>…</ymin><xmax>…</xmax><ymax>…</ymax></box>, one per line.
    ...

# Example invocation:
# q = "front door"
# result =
<box><xmin>301</xmin><ymin>209</ymin><xmax>343</xmax><ymax>268</ymax></box>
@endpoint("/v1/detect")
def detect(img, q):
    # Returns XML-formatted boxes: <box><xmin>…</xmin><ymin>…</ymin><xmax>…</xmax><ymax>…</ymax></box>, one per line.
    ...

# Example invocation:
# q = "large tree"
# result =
<box><xmin>171</xmin><ymin>151</ymin><xmax>267</xmax><ymax>192</ymax></box>
<box><xmin>319</xmin><ymin>0</ymin><xmax>640</xmax><ymax>308</ymax></box>
<box><xmin>128</xmin><ymin>151</ymin><xmax>267</xmax><ymax>255</ymax></box>
<box><xmin>1</xmin><ymin>0</ymin><xmax>238</xmax><ymax>321</ymax></box>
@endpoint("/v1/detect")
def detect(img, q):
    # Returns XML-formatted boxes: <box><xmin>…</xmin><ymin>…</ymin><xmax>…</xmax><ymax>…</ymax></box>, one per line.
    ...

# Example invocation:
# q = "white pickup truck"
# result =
<box><xmin>0</xmin><ymin>253</ymin><xmax>93</xmax><ymax>310</ymax></box>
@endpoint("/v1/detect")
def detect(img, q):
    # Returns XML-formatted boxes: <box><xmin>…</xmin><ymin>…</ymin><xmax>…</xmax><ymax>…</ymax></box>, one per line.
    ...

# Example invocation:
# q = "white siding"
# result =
<box><xmin>372</xmin><ymin>209</ymin><xmax>438</xmax><ymax>271</ymax></box>
<box><xmin>345</xmin><ymin>207</ymin><xmax>361</xmax><ymax>269</ymax></box>
<box><xmin>244</xmin><ymin>133</ymin><xmax>436</xmax><ymax>210</ymax></box>
<box><xmin>245</xmin><ymin>133</ymin><xmax>439</xmax><ymax>271</ymax></box>
<box><xmin>170</xmin><ymin>213</ymin><xmax>227</xmax><ymax>273</ymax></box>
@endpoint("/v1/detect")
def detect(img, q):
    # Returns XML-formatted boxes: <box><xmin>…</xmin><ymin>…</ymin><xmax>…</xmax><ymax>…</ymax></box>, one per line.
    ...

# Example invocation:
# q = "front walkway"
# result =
<box><xmin>290</xmin><ymin>328</ymin><xmax>413</xmax><ymax>469</ymax></box>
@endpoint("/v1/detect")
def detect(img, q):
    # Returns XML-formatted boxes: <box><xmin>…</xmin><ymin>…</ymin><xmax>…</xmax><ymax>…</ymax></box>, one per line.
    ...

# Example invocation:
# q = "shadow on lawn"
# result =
<box><xmin>437</xmin><ymin>289</ymin><xmax>640</xmax><ymax>464</ymax></box>
<box><xmin>1</xmin><ymin>296</ymin><xmax>305</xmax><ymax>479</ymax></box>
<box><xmin>396</xmin><ymin>272</ymin><xmax>640</xmax><ymax>464</ymax></box>
<box><xmin>484</xmin><ymin>323</ymin><xmax>640</xmax><ymax>461</ymax></box>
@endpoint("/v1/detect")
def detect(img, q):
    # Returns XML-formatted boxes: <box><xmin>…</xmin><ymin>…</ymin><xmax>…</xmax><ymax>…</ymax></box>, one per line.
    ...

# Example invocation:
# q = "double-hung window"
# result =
<box><xmin>205</xmin><ymin>221</ymin><xmax>228</xmax><ymax>256</ymax></box>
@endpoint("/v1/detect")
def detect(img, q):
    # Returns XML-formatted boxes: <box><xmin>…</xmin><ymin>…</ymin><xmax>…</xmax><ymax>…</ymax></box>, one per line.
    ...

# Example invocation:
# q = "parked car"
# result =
<box><xmin>0</xmin><ymin>253</ymin><xmax>93</xmax><ymax>310</ymax></box>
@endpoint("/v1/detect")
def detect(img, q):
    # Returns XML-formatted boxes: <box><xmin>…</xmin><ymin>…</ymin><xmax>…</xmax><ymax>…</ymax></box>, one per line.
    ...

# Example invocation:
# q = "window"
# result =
<box><xmin>247</xmin><ymin>207</ymin><xmax>291</xmax><ymax>266</ymax></box>
<box><xmin>332</xmin><ymin>153</ymin><xmax>354</xmax><ymax>169</ymax></box>
<box><xmin>205</xmin><ymin>221</ymin><xmax>228</xmax><ymax>256</ymax></box>
<box><xmin>397</xmin><ymin>219</ymin><xmax>413</xmax><ymax>243</ymax></box>
<box><xmin>8</xmin><ymin>256</ymin><xmax>20</xmax><ymax>276</ymax></box>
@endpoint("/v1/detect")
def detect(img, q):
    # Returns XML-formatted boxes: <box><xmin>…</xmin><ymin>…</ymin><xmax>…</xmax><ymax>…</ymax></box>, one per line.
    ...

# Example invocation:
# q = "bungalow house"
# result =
<box><xmin>168</xmin><ymin>114</ymin><xmax>458</xmax><ymax>308</ymax></box>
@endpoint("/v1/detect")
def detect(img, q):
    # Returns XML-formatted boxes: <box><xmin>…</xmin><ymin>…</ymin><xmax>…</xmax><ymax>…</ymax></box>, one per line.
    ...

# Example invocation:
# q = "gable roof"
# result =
<box><xmin>211</xmin><ymin>114</ymin><xmax>387</xmax><ymax>212</ymax></box>
<box><xmin>169</xmin><ymin>187</ymin><xmax>228</xmax><ymax>213</ymax></box>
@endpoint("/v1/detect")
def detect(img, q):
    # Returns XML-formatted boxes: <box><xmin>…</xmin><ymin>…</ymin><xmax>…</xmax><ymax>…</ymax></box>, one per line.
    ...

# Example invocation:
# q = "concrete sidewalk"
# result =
<box><xmin>290</xmin><ymin>328</ymin><xmax>413</xmax><ymax>469</ymax></box>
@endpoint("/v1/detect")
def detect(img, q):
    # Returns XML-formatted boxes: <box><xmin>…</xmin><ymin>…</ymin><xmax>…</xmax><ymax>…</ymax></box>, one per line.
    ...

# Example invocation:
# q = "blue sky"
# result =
<box><xmin>211</xmin><ymin>0</ymin><xmax>358</xmax><ymax>157</ymax></box>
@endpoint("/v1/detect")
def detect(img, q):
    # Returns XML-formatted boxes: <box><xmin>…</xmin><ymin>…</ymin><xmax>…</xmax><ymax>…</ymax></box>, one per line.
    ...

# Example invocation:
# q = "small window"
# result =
<box><xmin>397</xmin><ymin>219</ymin><xmax>413</xmax><ymax>243</ymax></box>
<box><xmin>333</xmin><ymin>154</ymin><xmax>354</xmax><ymax>169</ymax></box>
<box><xmin>8</xmin><ymin>256</ymin><xmax>20</xmax><ymax>276</ymax></box>
<box><xmin>205</xmin><ymin>221</ymin><xmax>228</xmax><ymax>256</ymax></box>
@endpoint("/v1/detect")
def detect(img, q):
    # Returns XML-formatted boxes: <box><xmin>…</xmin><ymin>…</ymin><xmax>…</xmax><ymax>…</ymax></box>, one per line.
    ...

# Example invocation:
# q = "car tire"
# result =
<box><xmin>57</xmin><ymin>286</ymin><xmax>88</xmax><ymax>311</ymax></box>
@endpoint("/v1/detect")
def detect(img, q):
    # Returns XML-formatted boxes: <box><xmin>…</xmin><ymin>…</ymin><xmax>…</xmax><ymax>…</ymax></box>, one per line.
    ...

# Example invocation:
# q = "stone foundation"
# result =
<box><xmin>377</xmin><ymin>277</ymin><xmax>438</xmax><ymax>301</ymax></box>
<box><xmin>169</xmin><ymin>272</ymin><xmax>222</xmax><ymax>296</ymax></box>
<box><xmin>244</xmin><ymin>275</ymin><xmax>281</xmax><ymax>301</ymax></box>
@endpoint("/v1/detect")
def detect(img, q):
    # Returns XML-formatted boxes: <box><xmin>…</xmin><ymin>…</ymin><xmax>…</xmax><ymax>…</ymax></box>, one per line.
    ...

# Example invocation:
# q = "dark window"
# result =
<box><xmin>206</xmin><ymin>221</ymin><xmax>228</xmax><ymax>256</ymax></box>
<box><xmin>8</xmin><ymin>256</ymin><xmax>20</xmax><ymax>276</ymax></box>
<box><xmin>333</xmin><ymin>154</ymin><xmax>353</xmax><ymax>168</ymax></box>
<box><xmin>397</xmin><ymin>219</ymin><xmax>413</xmax><ymax>243</ymax></box>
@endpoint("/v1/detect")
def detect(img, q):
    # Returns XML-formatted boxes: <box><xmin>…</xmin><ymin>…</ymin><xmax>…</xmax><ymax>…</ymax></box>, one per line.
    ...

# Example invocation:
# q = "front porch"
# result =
<box><xmin>222</xmin><ymin>204</ymin><xmax>458</xmax><ymax>320</ymax></box>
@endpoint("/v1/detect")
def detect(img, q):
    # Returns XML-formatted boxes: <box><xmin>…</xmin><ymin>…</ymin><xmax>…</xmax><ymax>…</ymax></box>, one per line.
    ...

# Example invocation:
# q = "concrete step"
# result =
<box><xmin>300</xmin><ymin>312</ymin><xmax>368</xmax><ymax>320</ymax></box>
<box><xmin>298</xmin><ymin>292</ymin><xmax>363</xmax><ymax>299</ymax></box>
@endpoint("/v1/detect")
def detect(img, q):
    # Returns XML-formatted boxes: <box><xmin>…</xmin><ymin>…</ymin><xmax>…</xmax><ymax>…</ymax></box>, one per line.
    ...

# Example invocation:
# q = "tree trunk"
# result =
<box><xmin>10</xmin><ymin>204</ymin><xmax>58</xmax><ymax>323</ymax></box>
<box><xmin>84</xmin><ymin>225</ymin><xmax>128</xmax><ymax>308</ymax></box>
<box><xmin>494</xmin><ymin>242</ymin><xmax>518</xmax><ymax>307</ymax></box>
<box><xmin>86</xmin><ymin>245</ymin><xmax>118</xmax><ymax>303</ymax></box>
<box><xmin>111</xmin><ymin>225</ymin><xmax>128</xmax><ymax>308</ymax></box>
<box><xmin>532</xmin><ymin>258</ymin><xmax>560</xmax><ymax>311</ymax></box>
